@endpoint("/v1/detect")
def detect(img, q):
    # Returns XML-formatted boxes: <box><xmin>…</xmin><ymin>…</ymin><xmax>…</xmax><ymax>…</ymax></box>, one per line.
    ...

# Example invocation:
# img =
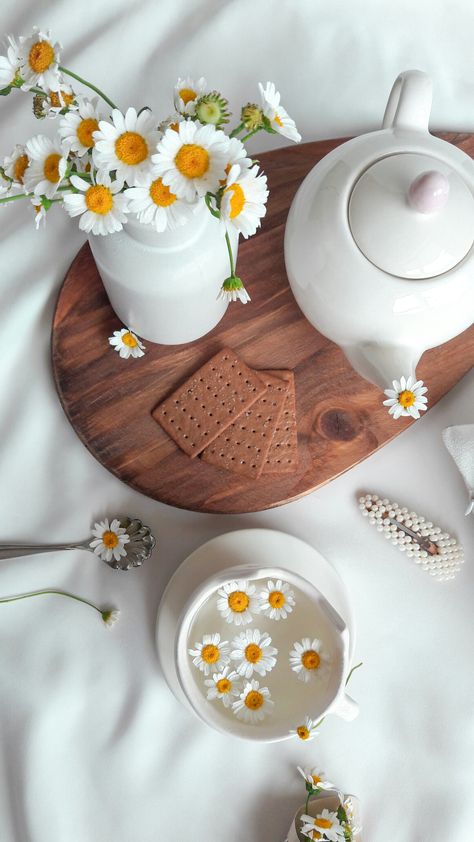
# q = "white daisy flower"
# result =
<box><xmin>232</xmin><ymin>679</ymin><xmax>274</xmax><ymax>724</ymax></box>
<box><xmin>43</xmin><ymin>85</ymin><xmax>77</xmax><ymax>118</ymax></box>
<box><xmin>92</xmin><ymin>107</ymin><xmax>159</xmax><ymax>186</ymax></box>
<box><xmin>300</xmin><ymin>809</ymin><xmax>345</xmax><ymax>842</ymax></box>
<box><xmin>151</xmin><ymin>120</ymin><xmax>229</xmax><ymax>202</ymax></box>
<box><xmin>23</xmin><ymin>135</ymin><xmax>67</xmax><ymax>199</ymax></box>
<box><xmin>3</xmin><ymin>144</ymin><xmax>30</xmax><ymax>187</ymax></box>
<box><xmin>89</xmin><ymin>517</ymin><xmax>130</xmax><ymax>563</ymax></box>
<box><xmin>188</xmin><ymin>633</ymin><xmax>230</xmax><ymax>676</ymax></box>
<box><xmin>383</xmin><ymin>375</ymin><xmax>428</xmax><ymax>420</ymax></box>
<box><xmin>230</xmin><ymin>628</ymin><xmax>278</xmax><ymax>678</ymax></box>
<box><xmin>221</xmin><ymin>136</ymin><xmax>252</xmax><ymax>183</ymax></box>
<box><xmin>19</xmin><ymin>27</ymin><xmax>62</xmax><ymax>91</ymax></box>
<box><xmin>216</xmin><ymin>579</ymin><xmax>259</xmax><ymax>626</ymax></box>
<box><xmin>173</xmin><ymin>75</ymin><xmax>207</xmax><ymax>116</ymax></box>
<box><xmin>158</xmin><ymin>113</ymin><xmax>186</xmax><ymax>134</ymax></box>
<box><xmin>259</xmin><ymin>81</ymin><xmax>301</xmax><ymax>143</ymax></box>
<box><xmin>63</xmin><ymin>173</ymin><xmax>129</xmax><ymax>236</ymax></box>
<box><xmin>59</xmin><ymin>96</ymin><xmax>102</xmax><ymax>156</ymax></box>
<box><xmin>259</xmin><ymin>579</ymin><xmax>295</xmax><ymax>620</ymax></box>
<box><xmin>289</xmin><ymin>637</ymin><xmax>331</xmax><ymax>683</ymax></box>
<box><xmin>220</xmin><ymin>164</ymin><xmax>268</xmax><ymax>238</ymax></box>
<box><xmin>31</xmin><ymin>198</ymin><xmax>46</xmax><ymax>229</ymax></box>
<box><xmin>101</xmin><ymin>608</ymin><xmax>120</xmax><ymax>628</ymax></box>
<box><xmin>124</xmin><ymin>174</ymin><xmax>193</xmax><ymax>232</ymax></box>
<box><xmin>217</xmin><ymin>282</ymin><xmax>251</xmax><ymax>304</ymax></box>
<box><xmin>297</xmin><ymin>767</ymin><xmax>335</xmax><ymax>791</ymax></box>
<box><xmin>290</xmin><ymin>716</ymin><xmax>319</xmax><ymax>741</ymax></box>
<box><xmin>204</xmin><ymin>666</ymin><xmax>241</xmax><ymax>708</ymax></box>
<box><xmin>0</xmin><ymin>35</ymin><xmax>21</xmax><ymax>88</ymax></box>
<box><xmin>108</xmin><ymin>327</ymin><xmax>145</xmax><ymax>359</ymax></box>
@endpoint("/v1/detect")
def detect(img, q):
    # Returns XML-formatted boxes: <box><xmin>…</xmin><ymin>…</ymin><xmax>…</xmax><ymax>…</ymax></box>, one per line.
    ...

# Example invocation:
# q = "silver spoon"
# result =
<box><xmin>0</xmin><ymin>516</ymin><xmax>156</xmax><ymax>570</ymax></box>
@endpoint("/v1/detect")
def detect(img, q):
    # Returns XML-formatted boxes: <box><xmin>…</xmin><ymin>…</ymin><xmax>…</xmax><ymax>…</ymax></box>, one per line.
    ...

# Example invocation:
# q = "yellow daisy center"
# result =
<box><xmin>179</xmin><ymin>87</ymin><xmax>197</xmax><ymax>105</ymax></box>
<box><xmin>226</xmin><ymin>182</ymin><xmax>245</xmax><ymax>219</ymax></box>
<box><xmin>170</xmin><ymin>122</ymin><xmax>180</xmax><ymax>132</ymax></box>
<box><xmin>102</xmin><ymin>530</ymin><xmax>119</xmax><ymax>549</ymax></box>
<box><xmin>77</xmin><ymin>117</ymin><xmax>99</xmax><ymax>149</ymax></box>
<box><xmin>216</xmin><ymin>677</ymin><xmax>232</xmax><ymax>694</ymax></box>
<box><xmin>228</xmin><ymin>591</ymin><xmax>249</xmax><ymax>613</ymax></box>
<box><xmin>268</xmin><ymin>590</ymin><xmax>285</xmax><ymax>608</ymax></box>
<box><xmin>149</xmin><ymin>177</ymin><xmax>176</xmax><ymax>207</ymax></box>
<box><xmin>244</xmin><ymin>643</ymin><xmax>262</xmax><ymax>664</ymax></box>
<box><xmin>201</xmin><ymin>644</ymin><xmax>220</xmax><ymax>664</ymax></box>
<box><xmin>85</xmin><ymin>185</ymin><xmax>114</xmax><ymax>215</ymax></box>
<box><xmin>315</xmin><ymin>819</ymin><xmax>332</xmax><ymax>830</ymax></box>
<box><xmin>115</xmin><ymin>131</ymin><xmax>148</xmax><ymax>166</ymax></box>
<box><xmin>49</xmin><ymin>90</ymin><xmax>74</xmax><ymax>108</ymax></box>
<box><xmin>302</xmin><ymin>650</ymin><xmax>321</xmax><ymax>670</ymax></box>
<box><xmin>13</xmin><ymin>154</ymin><xmax>29</xmax><ymax>184</ymax></box>
<box><xmin>312</xmin><ymin>774</ymin><xmax>322</xmax><ymax>786</ymax></box>
<box><xmin>398</xmin><ymin>389</ymin><xmax>416</xmax><ymax>408</ymax></box>
<box><xmin>297</xmin><ymin>726</ymin><xmax>310</xmax><ymax>740</ymax></box>
<box><xmin>43</xmin><ymin>153</ymin><xmax>61</xmax><ymax>183</ymax></box>
<box><xmin>28</xmin><ymin>40</ymin><xmax>54</xmax><ymax>73</ymax></box>
<box><xmin>310</xmin><ymin>833</ymin><xmax>322</xmax><ymax>841</ymax></box>
<box><xmin>175</xmin><ymin>143</ymin><xmax>209</xmax><ymax>179</ymax></box>
<box><xmin>122</xmin><ymin>332</ymin><xmax>137</xmax><ymax>348</ymax></box>
<box><xmin>274</xmin><ymin>112</ymin><xmax>283</xmax><ymax>128</ymax></box>
<box><xmin>244</xmin><ymin>690</ymin><xmax>264</xmax><ymax>710</ymax></box>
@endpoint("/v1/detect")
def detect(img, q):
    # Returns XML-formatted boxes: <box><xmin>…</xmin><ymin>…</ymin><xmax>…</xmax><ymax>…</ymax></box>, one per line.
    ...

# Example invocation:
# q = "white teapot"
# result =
<box><xmin>284</xmin><ymin>70</ymin><xmax>474</xmax><ymax>396</ymax></box>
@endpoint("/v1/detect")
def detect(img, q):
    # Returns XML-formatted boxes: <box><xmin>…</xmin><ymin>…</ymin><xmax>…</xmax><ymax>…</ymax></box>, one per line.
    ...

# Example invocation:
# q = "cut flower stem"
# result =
<box><xmin>59</xmin><ymin>65</ymin><xmax>118</xmax><ymax>111</ymax></box>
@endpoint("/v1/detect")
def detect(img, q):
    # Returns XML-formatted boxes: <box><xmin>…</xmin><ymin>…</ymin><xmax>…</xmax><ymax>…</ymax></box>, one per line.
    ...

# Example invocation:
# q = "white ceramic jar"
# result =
<box><xmin>89</xmin><ymin>200</ymin><xmax>238</xmax><ymax>345</ymax></box>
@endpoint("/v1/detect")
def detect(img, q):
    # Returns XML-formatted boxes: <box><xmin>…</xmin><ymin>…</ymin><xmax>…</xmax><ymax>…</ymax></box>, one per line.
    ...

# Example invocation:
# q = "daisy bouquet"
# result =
<box><xmin>0</xmin><ymin>27</ymin><xmax>301</xmax><ymax>304</ymax></box>
<box><xmin>295</xmin><ymin>767</ymin><xmax>360</xmax><ymax>842</ymax></box>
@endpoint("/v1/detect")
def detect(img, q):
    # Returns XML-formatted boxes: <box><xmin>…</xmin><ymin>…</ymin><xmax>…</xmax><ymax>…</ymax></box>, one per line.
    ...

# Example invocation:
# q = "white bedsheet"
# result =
<box><xmin>1</xmin><ymin>2</ymin><xmax>473</xmax><ymax>840</ymax></box>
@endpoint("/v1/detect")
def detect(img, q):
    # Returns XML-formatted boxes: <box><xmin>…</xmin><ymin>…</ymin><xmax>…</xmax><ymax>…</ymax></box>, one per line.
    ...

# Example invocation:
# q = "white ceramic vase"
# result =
<box><xmin>89</xmin><ymin>200</ymin><xmax>239</xmax><ymax>345</ymax></box>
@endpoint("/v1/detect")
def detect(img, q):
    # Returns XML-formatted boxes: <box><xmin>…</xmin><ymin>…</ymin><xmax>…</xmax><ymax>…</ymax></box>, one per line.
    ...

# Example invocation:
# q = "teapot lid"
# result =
<box><xmin>348</xmin><ymin>152</ymin><xmax>474</xmax><ymax>279</ymax></box>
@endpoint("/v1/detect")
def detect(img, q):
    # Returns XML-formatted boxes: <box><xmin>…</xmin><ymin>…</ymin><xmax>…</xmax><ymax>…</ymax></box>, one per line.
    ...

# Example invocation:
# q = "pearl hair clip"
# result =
<box><xmin>359</xmin><ymin>494</ymin><xmax>464</xmax><ymax>581</ymax></box>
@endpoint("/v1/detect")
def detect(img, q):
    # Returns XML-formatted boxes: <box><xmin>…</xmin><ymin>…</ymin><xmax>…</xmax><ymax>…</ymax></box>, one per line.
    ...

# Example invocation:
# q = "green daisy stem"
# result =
<box><xmin>240</xmin><ymin>128</ymin><xmax>261</xmax><ymax>144</ymax></box>
<box><xmin>0</xmin><ymin>589</ymin><xmax>103</xmax><ymax>616</ymax></box>
<box><xmin>204</xmin><ymin>193</ymin><xmax>220</xmax><ymax>220</ymax></box>
<box><xmin>345</xmin><ymin>661</ymin><xmax>363</xmax><ymax>685</ymax></box>
<box><xmin>305</xmin><ymin>792</ymin><xmax>312</xmax><ymax>815</ymax></box>
<box><xmin>229</xmin><ymin>121</ymin><xmax>244</xmax><ymax>138</ymax></box>
<box><xmin>0</xmin><ymin>192</ymin><xmax>32</xmax><ymax>204</ymax></box>
<box><xmin>224</xmin><ymin>229</ymin><xmax>236</xmax><ymax>278</ymax></box>
<box><xmin>58</xmin><ymin>66</ymin><xmax>118</xmax><ymax>111</ymax></box>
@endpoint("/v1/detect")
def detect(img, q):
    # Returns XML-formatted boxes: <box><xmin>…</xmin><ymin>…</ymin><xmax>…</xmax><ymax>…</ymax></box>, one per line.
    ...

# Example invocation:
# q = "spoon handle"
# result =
<box><xmin>0</xmin><ymin>543</ymin><xmax>86</xmax><ymax>560</ymax></box>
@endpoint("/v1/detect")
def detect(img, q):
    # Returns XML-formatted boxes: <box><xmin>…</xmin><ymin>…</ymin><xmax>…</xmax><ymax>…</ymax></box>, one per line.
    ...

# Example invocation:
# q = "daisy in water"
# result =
<box><xmin>204</xmin><ymin>666</ymin><xmax>241</xmax><ymax>708</ymax></box>
<box><xmin>232</xmin><ymin>679</ymin><xmax>274</xmax><ymax>724</ymax></box>
<box><xmin>24</xmin><ymin>135</ymin><xmax>67</xmax><ymax>199</ymax></box>
<box><xmin>289</xmin><ymin>715</ymin><xmax>320</xmax><ymax>742</ymax></box>
<box><xmin>259</xmin><ymin>81</ymin><xmax>301</xmax><ymax>143</ymax></box>
<box><xmin>93</xmin><ymin>107</ymin><xmax>159</xmax><ymax>186</ymax></box>
<box><xmin>188</xmin><ymin>633</ymin><xmax>230</xmax><ymax>676</ymax></box>
<box><xmin>230</xmin><ymin>628</ymin><xmax>278</xmax><ymax>678</ymax></box>
<box><xmin>216</xmin><ymin>579</ymin><xmax>259</xmax><ymax>626</ymax></box>
<box><xmin>63</xmin><ymin>173</ymin><xmax>129</xmax><ymax>236</ymax></box>
<box><xmin>289</xmin><ymin>637</ymin><xmax>331</xmax><ymax>684</ymax></box>
<box><xmin>258</xmin><ymin>578</ymin><xmax>295</xmax><ymax>621</ymax></box>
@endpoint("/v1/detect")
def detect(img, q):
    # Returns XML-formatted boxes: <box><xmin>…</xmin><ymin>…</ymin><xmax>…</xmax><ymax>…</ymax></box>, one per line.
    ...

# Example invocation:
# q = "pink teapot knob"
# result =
<box><xmin>408</xmin><ymin>170</ymin><xmax>449</xmax><ymax>213</ymax></box>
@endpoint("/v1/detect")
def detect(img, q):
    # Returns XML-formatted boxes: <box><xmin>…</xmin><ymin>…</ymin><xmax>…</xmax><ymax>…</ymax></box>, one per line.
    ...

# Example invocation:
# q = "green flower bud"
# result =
<box><xmin>195</xmin><ymin>91</ymin><xmax>230</xmax><ymax>126</ymax></box>
<box><xmin>241</xmin><ymin>103</ymin><xmax>264</xmax><ymax>130</ymax></box>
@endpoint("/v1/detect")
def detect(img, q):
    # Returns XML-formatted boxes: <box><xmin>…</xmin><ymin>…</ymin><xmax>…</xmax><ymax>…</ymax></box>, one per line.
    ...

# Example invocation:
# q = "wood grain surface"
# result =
<box><xmin>52</xmin><ymin>133</ymin><xmax>474</xmax><ymax>514</ymax></box>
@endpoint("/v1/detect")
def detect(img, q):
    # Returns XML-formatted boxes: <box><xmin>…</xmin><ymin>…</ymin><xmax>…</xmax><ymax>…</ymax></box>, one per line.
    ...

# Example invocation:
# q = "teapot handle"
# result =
<box><xmin>382</xmin><ymin>69</ymin><xmax>432</xmax><ymax>132</ymax></box>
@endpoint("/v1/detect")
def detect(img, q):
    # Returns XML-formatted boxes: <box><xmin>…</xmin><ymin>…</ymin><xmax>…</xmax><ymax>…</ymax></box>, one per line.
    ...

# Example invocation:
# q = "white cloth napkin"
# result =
<box><xmin>442</xmin><ymin>425</ymin><xmax>474</xmax><ymax>514</ymax></box>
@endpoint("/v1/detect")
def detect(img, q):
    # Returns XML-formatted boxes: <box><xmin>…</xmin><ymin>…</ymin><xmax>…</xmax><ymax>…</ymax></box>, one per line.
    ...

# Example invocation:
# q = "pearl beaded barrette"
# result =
<box><xmin>359</xmin><ymin>494</ymin><xmax>464</xmax><ymax>581</ymax></box>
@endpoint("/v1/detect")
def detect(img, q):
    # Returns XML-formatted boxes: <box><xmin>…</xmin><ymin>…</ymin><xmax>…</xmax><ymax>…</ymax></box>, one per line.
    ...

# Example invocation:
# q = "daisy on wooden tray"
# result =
<box><xmin>289</xmin><ymin>637</ymin><xmax>331</xmax><ymax>683</ymax></box>
<box><xmin>383</xmin><ymin>375</ymin><xmax>428</xmax><ymax>420</ymax></box>
<box><xmin>188</xmin><ymin>633</ymin><xmax>230</xmax><ymax>676</ymax></box>
<box><xmin>108</xmin><ymin>328</ymin><xmax>145</xmax><ymax>359</ymax></box>
<box><xmin>230</xmin><ymin>628</ymin><xmax>278</xmax><ymax>678</ymax></box>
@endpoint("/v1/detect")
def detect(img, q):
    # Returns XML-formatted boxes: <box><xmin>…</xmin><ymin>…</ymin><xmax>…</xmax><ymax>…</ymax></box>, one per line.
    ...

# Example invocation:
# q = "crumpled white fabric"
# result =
<box><xmin>443</xmin><ymin>425</ymin><xmax>474</xmax><ymax>514</ymax></box>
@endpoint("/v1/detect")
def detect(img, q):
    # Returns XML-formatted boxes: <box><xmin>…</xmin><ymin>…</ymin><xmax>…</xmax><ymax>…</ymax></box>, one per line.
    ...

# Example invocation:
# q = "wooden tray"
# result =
<box><xmin>52</xmin><ymin>134</ymin><xmax>474</xmax><ymax>514</ymax></box>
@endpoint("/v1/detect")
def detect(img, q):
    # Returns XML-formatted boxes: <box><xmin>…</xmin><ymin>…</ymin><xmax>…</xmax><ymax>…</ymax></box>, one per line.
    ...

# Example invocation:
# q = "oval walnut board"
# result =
<box><xmin>52</xmin><ymin>133</ymin><xmax>474</xmax><ymax>514</ymax></box>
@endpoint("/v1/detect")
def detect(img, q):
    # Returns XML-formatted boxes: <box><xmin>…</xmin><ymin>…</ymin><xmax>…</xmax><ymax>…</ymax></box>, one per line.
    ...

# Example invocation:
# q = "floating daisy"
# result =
<box><xmin>258</xmin><ymin>579</ymin><xmax>295</xmax><ymax>620</ymax></box>
<box><xmin>89</xmin><ymin>517</ymin><xmax>130</xmax><ymax>563</ymax></box>
<box><xmin>297</xmin><ymin>767</ymin><xmax>335</xmax><ymax>791</ymax></box>
<box><xmin>152</xmin><ymin>120</ymin><xmax>229</xmax><ymax>202</ymax></box>
<box><xmin>43</xmin><ymin>84</ymin><xmax>76</xmax><ymax>118</ymax></box>
<box><xmin>204</xmin><ymin>666</ymin><xmax>241</xmax><ymax>707</ymax></box>
<box><xmin>383</xmin><ymin>376</ymin><xmax>428</xmax><ymax>420</ymax></box>
<box><xmin>220</xmin><ymin>164</ymin><xmax>268</xmax><ymax>238</ymax></box>
<box><xmin>59</xmin><ymin>96</ymin><xmax>101</xmax><ymax>155</ymax></box>
<box><xmin>31</xmin><ymin>198</ymin><xmax>46</xmax><ymax>229</ymax></box>
<box><xmin>232</xmin><ymin>679</ymin><xmax>274</xmax><ymax>724</ymax></box>
<box><xmin>108</xmin><ymin>327</ymin><xmax>145</xmax><ymax>359</ymax></box>
<box><xmin>230</xmin><ymin>628</ymin><xmax>278</xmax><ymax>678</ymax></box>
<box><xmin>300</xmin><ymin>810</ymin><xmax>345</xmax><ymax>842</ymax></box>
<box><xmin>19</xmin><ymin>27</ymin><xmax>61</xmax><ymax>91</ymax></box>
<box><xmin>23</xmin><ymin>135</ymin><xmax>67</xmax><ymax>199</ymax></box>
<box><xmin>93</xmin><ymin>107</ymin><xmax>159</xmax><ymax>187</ymax></box>
<box><xmin>290</xmin><ymin>716</ymin><xmax>319</xmax><ymax>741</ymax></box>
<box><xmin>216</xmin><ymin>579</ymin><xmax>259</xmax><ymax>626</ymax></box>
<box><xmin>0</xmin><ymin>35</ymin><xmax>20</xmax><ymax>88</ymax></box>
<box><xmin>3</xmin><ymin>144</ymin><xmax>29</xmax><ymax>187</ymax></box>
<box><xmin>63</xmin><ymin>173</ymin><xmax>129</xmax><ymax>236</ymax></box>
<box><xmin>124</xmin><ymin>174</ymin><xmax>193</xmax><ymax>232</ymax></box>
<box><xmin>188</xmin><ymin>633</ymin><xmax>230</xmax><ymax>676</ymax></box>
<box><xmin>289</xmin><ymin>637</ymin><xmax>331</xmax><ymax>683</ymax></box>
<box><xmin>259</xmin><ymin>81</ymin><xmax>301</xmax><ymax>143</ymax></box>
<box><xmin>173</xmin><ymin>75</ymin><xmax>207</xmax><ymax>116</ymax></box>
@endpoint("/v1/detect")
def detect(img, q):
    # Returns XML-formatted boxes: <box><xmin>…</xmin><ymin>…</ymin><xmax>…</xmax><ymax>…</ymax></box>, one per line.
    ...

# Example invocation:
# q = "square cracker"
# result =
<box><xmin>152</xmin><ymin>348</ymin><xmax>267</xmax><ymax>457</ymax></box>
<box><xmin>262</xmin><ymin>370</ymin><xmax>298</xmax><ymax>474</ymax></box>
<box><xmin>200</xmin><ymin>371</ymin><xmax>289</xmax><ymax>478</ymax></box>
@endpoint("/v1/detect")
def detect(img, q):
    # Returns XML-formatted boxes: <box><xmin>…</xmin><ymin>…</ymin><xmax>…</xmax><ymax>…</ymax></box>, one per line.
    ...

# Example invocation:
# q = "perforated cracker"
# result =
<box><xmin>200</xmin><ymin>371</ymin><xmax>289</xmax><ymax>478</ymax></box>
<box><xmin>152</xmin><ymin>348</ymin><xmax>267</xmax><ymax>457</ymax></box>
<box><xmin>262</xmin><ymin>370</ymin><xmax>298</xmax><ymax>474</ymax></box>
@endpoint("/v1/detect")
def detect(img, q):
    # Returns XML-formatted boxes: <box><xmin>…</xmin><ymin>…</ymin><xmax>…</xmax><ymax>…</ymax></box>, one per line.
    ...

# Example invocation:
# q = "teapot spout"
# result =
<box><xmin>341</xmin><ymin>343</ymin><xmax>423</xmax><ymax>391</ymax></box>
